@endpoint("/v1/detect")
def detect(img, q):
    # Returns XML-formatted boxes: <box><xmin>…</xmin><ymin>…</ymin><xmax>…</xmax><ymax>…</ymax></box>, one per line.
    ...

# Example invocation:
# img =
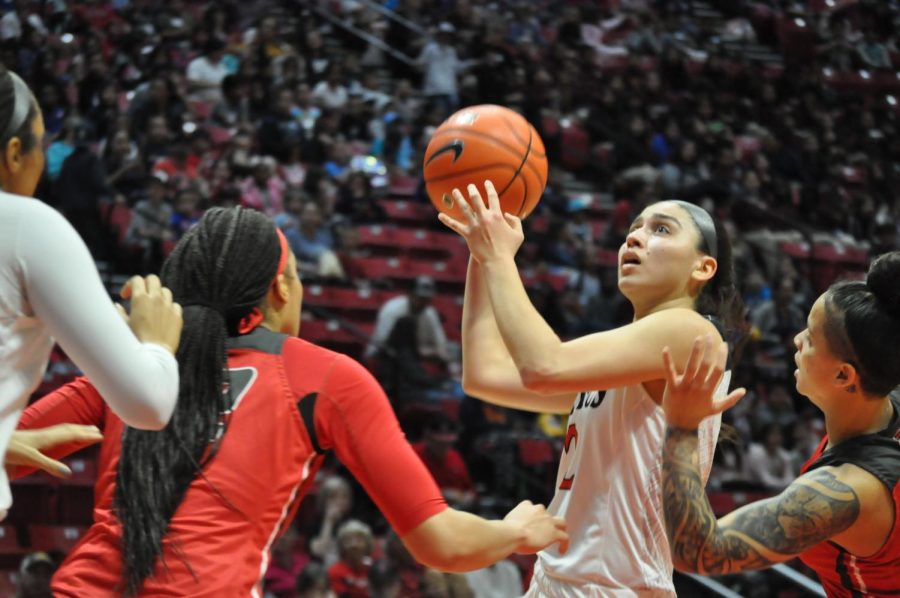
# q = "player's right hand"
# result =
<box><xmin>6</xmin><ymin>425</ymin><xmax>103</xmax><ymax>478</ymax></box>
<box><xmin>504</xmin><ymin>500</ymin><xmax>569</xmax><ymax>555</ymax></box>
<box><xmin>120</xmin><ymin>275</ymin><xmax>184</xmax><ymax>355</ymax></box>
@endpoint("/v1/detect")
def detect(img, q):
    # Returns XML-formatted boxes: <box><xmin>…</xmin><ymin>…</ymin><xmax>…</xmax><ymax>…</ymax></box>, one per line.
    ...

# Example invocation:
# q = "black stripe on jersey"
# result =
<box><xmin>835</xmin><ymin>549</ymin><xmax>865</xmax><ymax>598</ymax></box>
<box><xmin>806</xmin><ymin>395</ymin><xmax>900</xmax><ymax>492</ymax></box>
<box><xmin>297</xmin><ymin>392</ymin><xmax>324</xmax><ymax>454</ymax></box>
<box><xmin>227</xmin><ymin>327</ymin><xmax>288</xmax><ymax>355</ymax></box>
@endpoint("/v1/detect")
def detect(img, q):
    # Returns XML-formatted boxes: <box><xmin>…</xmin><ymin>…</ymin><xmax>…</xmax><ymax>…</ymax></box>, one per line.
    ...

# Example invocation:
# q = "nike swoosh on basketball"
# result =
<box><xmin>425</xmin><ymin>140</ymin><xmax>464</xmax><ymax>165</ymax></box>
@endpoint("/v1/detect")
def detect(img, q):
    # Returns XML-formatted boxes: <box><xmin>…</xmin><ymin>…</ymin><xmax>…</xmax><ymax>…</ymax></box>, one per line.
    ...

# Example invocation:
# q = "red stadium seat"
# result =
<box><xmin>0</xmin><ymin>526</ymin><xmax>24</xmax><ymax>556</ymax></box>
<box><xmin>378</xmin><ymin>200</ymin><xmax>433</xmax><ymax>226</ymax></box>
<box><xmin>28</xmin><ymin>525</ymin><xmax>87</xmax><ymax>553</ymax></box>
<box><xmin>343</xmin><ymin>256</ymin><xmax>408</xmax><ymax>282</ymax></box>
<box><xmin>518</xmin><ymin>438</ymin><xmax>556</xmax><ymax>467</ymax></box>
<box><xmin>355</xmin><ymin>225</ymin><xmax>398</xmax><ymax>254</ymax></box>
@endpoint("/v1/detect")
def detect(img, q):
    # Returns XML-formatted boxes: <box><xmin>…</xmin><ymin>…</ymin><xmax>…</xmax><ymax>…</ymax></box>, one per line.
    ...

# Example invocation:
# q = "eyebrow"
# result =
<box><xmin>630</xmin><ymin>213</ymin><xmax>684</xmax><ymax>229</ymax></box>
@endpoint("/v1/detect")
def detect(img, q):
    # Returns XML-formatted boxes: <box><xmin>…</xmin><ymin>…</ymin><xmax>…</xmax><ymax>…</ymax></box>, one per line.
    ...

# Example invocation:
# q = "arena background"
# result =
<box><xmin>3</xmin><ymin>0</ymin><xmax>899</xmax><ymax>596</ymax></box>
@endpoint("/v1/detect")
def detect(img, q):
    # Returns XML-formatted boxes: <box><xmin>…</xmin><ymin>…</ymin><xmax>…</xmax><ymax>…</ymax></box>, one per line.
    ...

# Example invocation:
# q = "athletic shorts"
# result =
<box><xmin>523</xmin><ymin>563</ymin><xmax>676</xmax><ymax>598</ymax></box>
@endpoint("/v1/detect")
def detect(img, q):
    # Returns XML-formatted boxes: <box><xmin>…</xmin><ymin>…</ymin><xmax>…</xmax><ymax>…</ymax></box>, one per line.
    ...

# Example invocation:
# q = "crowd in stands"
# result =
<box><xmin>2</xmin><ymin>0</ymin><xmax>899</xmax><ymax>595</ymax></box>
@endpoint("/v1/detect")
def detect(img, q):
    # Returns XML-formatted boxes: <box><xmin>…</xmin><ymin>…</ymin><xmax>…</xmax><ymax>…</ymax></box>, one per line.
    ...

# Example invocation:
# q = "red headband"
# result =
<box><xmin>237</xmin><ymin>227</ymin><xmax>291</xmax><ymax>335</ymax></box>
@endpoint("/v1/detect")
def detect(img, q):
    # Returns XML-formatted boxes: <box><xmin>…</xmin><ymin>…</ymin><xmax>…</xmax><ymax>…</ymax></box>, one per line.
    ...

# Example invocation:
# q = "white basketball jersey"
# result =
<box><xmin>0</xmin><ymin>193</ymin><xmax>55</xmax><ymax>513</ymax></box>
<box><xmin>534</xmin><ymin>374</ymin><xmax>728</xmax><ymax>595</ymax></box>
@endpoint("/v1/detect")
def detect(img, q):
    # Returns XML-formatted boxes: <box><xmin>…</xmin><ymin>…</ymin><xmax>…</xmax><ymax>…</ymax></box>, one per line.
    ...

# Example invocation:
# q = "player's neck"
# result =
<box><xmin>824</xmin><ymin>395</ymin><xmax>894</xmax><ymax>447</ymax></box>
<box><xmin>632</xmin><ymin>295</ymin><xmax>695</xmax><ymax>321</ymax></box>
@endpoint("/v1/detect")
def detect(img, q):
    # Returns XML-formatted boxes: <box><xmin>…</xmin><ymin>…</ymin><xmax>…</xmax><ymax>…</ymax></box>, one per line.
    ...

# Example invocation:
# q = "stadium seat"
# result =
<box><xmin>355</xmin><ymin>225</ymin><xmax>398</xmax><ymax>254</ymax></box>
<box><xmin>28</xmin><ymin>525</ymin><xmax>87</xmax><ymax>553</ymax></box>
<box><xmin>378</xmin><ymin>200</ymin><xmax>434</xmax><ymax>226</ymax></box>
<box><xmin>517</xmin><ymin>438</ymin><xmax>557</xmax><ymax>467</ymax></box>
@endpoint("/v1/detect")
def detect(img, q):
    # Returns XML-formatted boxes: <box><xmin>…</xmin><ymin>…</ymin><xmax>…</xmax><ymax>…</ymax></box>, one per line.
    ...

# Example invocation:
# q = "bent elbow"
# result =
<box><xmin>519</xmin><ymin>366</ymin><xmax>557</xmax><ymax>394</ymax></box>
<box><xmin>119</xmin><ymin>392</ymin><xmax>176</xmax><ymax>431</ymax></box>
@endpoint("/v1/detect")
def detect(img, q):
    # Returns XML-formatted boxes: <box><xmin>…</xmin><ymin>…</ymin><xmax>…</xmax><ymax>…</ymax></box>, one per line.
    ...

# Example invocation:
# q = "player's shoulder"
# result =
<box><xmin>638</xmin><ymin>308</ymin><xmax>722</xmax><ymax>340</ymax></box>
<box><xmin>284</xmin><ymin>336</ymin><xmax>371</xmax><ymax>379</ymax></box>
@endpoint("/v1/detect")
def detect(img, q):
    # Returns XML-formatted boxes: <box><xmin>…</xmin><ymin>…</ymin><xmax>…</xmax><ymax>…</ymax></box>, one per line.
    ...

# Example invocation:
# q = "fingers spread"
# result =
<box><xmin>484</xmin><ymin>179</ymin><xmax>501</xmax><ymax>213</ymax></box>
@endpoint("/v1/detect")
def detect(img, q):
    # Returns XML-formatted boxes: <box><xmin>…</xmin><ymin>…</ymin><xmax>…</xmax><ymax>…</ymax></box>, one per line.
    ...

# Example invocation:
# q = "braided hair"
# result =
<box><xmin>114</xmin><ymin>207</ymin><xmax>283</xmax><ymax>595</ymax></box>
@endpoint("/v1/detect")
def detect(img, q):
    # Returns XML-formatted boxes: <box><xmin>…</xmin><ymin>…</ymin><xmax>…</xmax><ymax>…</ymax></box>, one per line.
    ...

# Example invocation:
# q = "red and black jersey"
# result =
<box><xmin>17</xmin><ymin>327</ymin><xmax>447</xmax><ymax>598</ymax></box>
<box><xmin>799</xmin><ymin>394</ymin><xmax>900</xmax><ymax>597</ymax></box>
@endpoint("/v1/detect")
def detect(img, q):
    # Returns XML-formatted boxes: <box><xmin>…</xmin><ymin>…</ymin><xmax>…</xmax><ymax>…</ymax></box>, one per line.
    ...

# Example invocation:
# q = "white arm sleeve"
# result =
<box><xmin>18</xmin><ymin>201</ymin><xmax>178</xmax><ymax>429</ymax></box>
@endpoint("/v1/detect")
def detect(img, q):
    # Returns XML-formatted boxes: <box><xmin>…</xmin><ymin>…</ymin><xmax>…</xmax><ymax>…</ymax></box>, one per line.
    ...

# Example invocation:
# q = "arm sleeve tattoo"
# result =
<box><xmin>662</xmin><ymin>427</ymin><xmax>861</xmax><ymax>575</ymax></box>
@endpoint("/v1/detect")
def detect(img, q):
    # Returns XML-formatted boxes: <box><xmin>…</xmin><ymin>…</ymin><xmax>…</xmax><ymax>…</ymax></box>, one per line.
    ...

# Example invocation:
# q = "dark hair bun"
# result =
<box><xmin>867</xmin><ymin>251</ymin><xmax>900</xmax><ymax>317</ymax></box>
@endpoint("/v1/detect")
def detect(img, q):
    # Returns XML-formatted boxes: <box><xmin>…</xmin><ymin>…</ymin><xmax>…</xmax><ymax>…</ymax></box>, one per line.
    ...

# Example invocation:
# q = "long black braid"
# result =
<box><xmin>114</xmin><ymin>207</ymin><xmax>283</xmax><ymax>595</ymax></box>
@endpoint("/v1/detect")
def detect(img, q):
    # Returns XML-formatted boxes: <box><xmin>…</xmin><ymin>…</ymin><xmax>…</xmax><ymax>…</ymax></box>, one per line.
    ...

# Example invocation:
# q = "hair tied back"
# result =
<box><xmin>865</xmin><ymin>252</ymin><xmax>900</xmax><ymax>319</ymax></box>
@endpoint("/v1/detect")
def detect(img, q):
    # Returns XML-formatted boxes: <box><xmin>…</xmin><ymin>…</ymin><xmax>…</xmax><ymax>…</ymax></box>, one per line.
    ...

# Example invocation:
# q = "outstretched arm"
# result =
<box><xmin>461</xmin><ymin>257</ymin><xmax>573</xmax><ymax>414</ymax></box>
<box><xmin>663</xmin><ymin>430</ymin><xmax>860</xmax><ymax>574</ymax></box>
<box><xmin>658</xmin><ymin>336</ymin><xmax>859</xmax><ymax>574</ymax></box>
<box><xmin>440</xmin><ymin>183</ymin><xmax>719</xmax><ymax>395</ymax></box>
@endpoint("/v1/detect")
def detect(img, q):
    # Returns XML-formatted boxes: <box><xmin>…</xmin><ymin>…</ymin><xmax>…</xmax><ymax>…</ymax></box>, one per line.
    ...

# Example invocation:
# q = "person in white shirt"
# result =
<box><xmin>0</xmin><ymin>67</ymin><xmax>183</xmax><ymax>517</ymax></box>
<box><xmin>415</xmin><ymin>22</ymin><xmax>474</xmax><ymax>118</ymax></box>
<box><xmin>186</xmin><ymin>37</ymin><xmax>230</xmax><ymax>104</ymax></box>
<box><xmin>312</xmin><ymin>65</ymin><xmax>349</xmax><ymax>111</ymax></box>
<box><xmin>365</xmin><ymin>276</ymin><xmax>449</xmax><ymax>363</ymax></box>
<box><xmin>441</xmin><ymin>182</ymin><xmax>741</xmax><ymax>596</ymax></box>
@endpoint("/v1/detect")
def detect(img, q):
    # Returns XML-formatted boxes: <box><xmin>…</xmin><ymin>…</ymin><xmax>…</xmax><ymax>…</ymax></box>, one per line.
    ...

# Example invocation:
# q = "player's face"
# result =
<box><xmin>283</xmin><ymin>252</ymin><xmax>303</xmax><ymax>337</ymax></box>
<box><xmin>617</xmin><ymin>202</ymin><xmax>712</xmax><ymax>306</ymax></box>
<box><xmin>793</xmin><ymin>295</ymin><xmax>846</xmax><ymax>406</ymax></box>
<box><xmin>2</xmin><ymin>106</ymin><xmax>45</xmax><ymax>197</ymax></box>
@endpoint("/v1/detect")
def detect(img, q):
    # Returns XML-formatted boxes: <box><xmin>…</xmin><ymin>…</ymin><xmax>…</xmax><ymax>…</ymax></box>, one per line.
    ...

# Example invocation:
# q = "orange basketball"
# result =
<box><xmin>423</xmin><ymin>105</ymin><xmax>548</xmax><ymax>221</ymax></box>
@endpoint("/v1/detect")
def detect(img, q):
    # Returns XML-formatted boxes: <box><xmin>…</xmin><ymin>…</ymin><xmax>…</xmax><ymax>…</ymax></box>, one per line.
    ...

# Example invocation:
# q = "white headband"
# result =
<box><xmin>2</xmin><ymin>71</ymin><xmax>32</xmax><ymax>142</ymax></box>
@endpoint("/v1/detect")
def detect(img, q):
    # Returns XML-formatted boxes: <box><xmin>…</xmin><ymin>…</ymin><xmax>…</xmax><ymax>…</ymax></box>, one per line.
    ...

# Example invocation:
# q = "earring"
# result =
<box><xmin>847</xmin><ymin>384</ymin><xmax>856</xmax><ymax>393</ymax></box>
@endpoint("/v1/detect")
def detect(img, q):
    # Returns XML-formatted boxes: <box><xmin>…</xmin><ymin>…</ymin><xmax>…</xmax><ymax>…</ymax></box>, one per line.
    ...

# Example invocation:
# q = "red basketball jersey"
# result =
<box><xmin>798</xmin><ymin>395</ymin><xmax>900</xmax><ymax>597</ymax></box>
<box><xmin>17</xmin><ymin>328</ymin><xmax>447</xmax><ymax>597</ymax></box>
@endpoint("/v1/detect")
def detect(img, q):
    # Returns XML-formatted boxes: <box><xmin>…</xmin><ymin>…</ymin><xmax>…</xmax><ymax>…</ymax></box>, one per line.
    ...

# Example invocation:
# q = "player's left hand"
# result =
<box><xmin>661</xmin><ymin>335</ymin><xmax>746</xmax><ymax>430</ymax></box>
<box><xmin>6</xmin><ymin>425</ymin><xmax>103</xmax><ymax>479</ymax></box>
<box><xmin>438</xmin><ymin>180</ymin><xmax>524</xmax><ymax>263</ymax></box>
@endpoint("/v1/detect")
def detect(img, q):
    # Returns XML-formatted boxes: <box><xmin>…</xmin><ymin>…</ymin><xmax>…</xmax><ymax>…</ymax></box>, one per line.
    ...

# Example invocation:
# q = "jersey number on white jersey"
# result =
<box><xmin>559</xmin><ymin>423</ymin><xmax>578</xmax><ymax>490</ymax></box>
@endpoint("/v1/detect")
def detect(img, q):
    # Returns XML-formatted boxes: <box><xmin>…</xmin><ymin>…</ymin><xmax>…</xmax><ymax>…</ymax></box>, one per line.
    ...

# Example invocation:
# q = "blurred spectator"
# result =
<box><xmin>258</xmin><ymin>86</ymin><xmax>305</xmax><ymax>163</ymax></box>
<box><xmin>463</xmin><ymin>554</ymin><xmax>522</xmax><ymax>598</ymax></box>
<box><xmin>312</xmin><ymin>65</ymin><xmax>349</xmax><ymax>111</ymax></box>
<box><xmin>102</xmin><ymin>129</ymin><xmax>146</xmax><ymax>202</ymax></box>
<box><xmin>745</xmin><ymin>423</ymin><xmax>797</xmax><ymax>493</ymax></box>
<box><xmin>292</xmin><ymin>82</ymin><xmax>322</xmax><ymax>137</ymax></box>
<box><xmin>327</xmin><ymin>520</ymin><xmax>374</xmax><ymax>598</ymax></box>
<box><xmin>416</xmin><ymin>22</ymin><xmax>470</xmax><ymax>118</ymax></box>
<box><xmin>171</xmin><ymin>186</ymin><xmax>202</xmax><ymax>239</ymax></box>
<box><xmin>53</xmin><ymin>121</ymin><xmax>112</xmax><ymax>256</ymax></box>
<box><xmin>241</xmin><ymin>156</ymin><xmax>286</xmax><ymax>217</ymax></box>
<box><xmin>16</xmin><ymin>551</ymin><xmax>56</xmax><ymax>598</ymax></box>
<box><xmin>856</xmin><ymin>31</ymin><xmax>891</xmax><ymax>70</ymax></box>
<box><xmin>381</xmin><ymin>531</ymin><xmax>471</xmax><ymax>598</ymax></box>
<box><xmin>366</xmin><ymin>276</ymin><xmax>449</xmax><ymax>364</ymax></box>
<box><xmin>284</xmin><ymin>201</ymin><xmax>344</xmax><ymax>279</ymax></box>
<box><xmin>46</xmin><ymin>116</ymin><xmax>83</xmax><ymax>181</ymax></box>
<box><xmin>335</xmin><ymin>172</ymin><xmax>385</xmax><ymax>224</ymax></box>
<box><xmin>265</xmin><ymin>526</ymin><xmax>311</xmax><ymax>598</ymax></box>
<box><xmin>186</xmin><ymin>36</ymin><xmax>230</xmax><ymax>103</ymax></box>
<box><xmin>308</xmin><ymin>476</ymin><xmax>354</xmax><ymax>566</ymax></box>
<box><xmin>412</xmin><ymin>415</ymin><xmax>476</xmax><ymax>509</ymax></box>
<box><xmin>295</xmin><ymin>562</ymin><xmax>333</xmax><ymax>598</ymax></box>
<box><xmin>212</xmin><ymin>74</ymin><xmax>252</xmax><ymax>128</ymax></box>
<box><xmin>368</xmin><ymin>560</ymin><xmax>401</xmax><ymax>598</ymax></box>
<box><xmin>126</xmin><ymin>173</ymin><xmax>174</xmax><ymax>273</ymax></box>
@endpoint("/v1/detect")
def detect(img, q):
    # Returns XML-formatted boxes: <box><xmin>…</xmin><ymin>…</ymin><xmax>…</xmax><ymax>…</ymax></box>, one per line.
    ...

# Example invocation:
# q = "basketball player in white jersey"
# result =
<box><xmin>0</xmin><ymin>67</ymin><xmax>183</xmax><ymax>517</ymax></box>
<box><xmin>439</xmin><ymin>181</ymin><xmax>741</xmax><ymax>596</ymax></box>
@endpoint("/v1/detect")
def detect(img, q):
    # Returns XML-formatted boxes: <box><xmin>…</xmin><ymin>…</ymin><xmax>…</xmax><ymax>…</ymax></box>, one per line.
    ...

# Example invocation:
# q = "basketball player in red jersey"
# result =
<box><xmin>660</xmin><ymin>252</ymin><xmax>900</xmax><ymax>597</ymax></box>
<box><xmin>13</xmin><ymin>207</ymin><xmax>568</xmax><ymax>597</ymax></box>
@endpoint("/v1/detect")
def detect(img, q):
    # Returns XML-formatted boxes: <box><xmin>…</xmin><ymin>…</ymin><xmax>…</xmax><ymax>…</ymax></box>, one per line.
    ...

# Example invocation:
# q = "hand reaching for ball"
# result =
<box><xmin>438</xmin><ymin>180</ymin><xmax>525</xmax><ymax>264</ymax></box>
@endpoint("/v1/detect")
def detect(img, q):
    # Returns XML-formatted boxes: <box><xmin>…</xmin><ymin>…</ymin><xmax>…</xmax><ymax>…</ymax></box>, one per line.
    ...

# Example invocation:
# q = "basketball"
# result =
<box><xmin>423</xmin><ymin>105</ymin><xmax>548</xmax><ymax>221</ymax></box>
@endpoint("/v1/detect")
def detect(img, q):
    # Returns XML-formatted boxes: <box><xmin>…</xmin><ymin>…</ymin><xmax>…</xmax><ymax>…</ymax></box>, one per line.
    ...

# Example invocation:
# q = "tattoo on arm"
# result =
<box><xmin>662</xmin><ymin>427</ymin><xmax>861</xmax><ymax>575</ymax></box>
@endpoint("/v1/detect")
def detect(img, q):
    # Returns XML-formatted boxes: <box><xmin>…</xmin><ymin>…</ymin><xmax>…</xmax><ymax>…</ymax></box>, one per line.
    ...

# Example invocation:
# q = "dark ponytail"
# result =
<box><xmin>683</xmin><ymin>207</ymin><xmax>743</xmax><ymax>337</ymax></box>
<box><xmin>0</xmin><ymin>66</ymin><xmax>38</xmax><ymax>155</ymax></box>
<box><xmin>114</xmin><ymin>207</ymin><xmax>283</xmax><ymax>595</ymax></box>
<box><xmin>824</xmin><ymin>251</ymin><xmax>900</xmax><ymax>397</ymax></box>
